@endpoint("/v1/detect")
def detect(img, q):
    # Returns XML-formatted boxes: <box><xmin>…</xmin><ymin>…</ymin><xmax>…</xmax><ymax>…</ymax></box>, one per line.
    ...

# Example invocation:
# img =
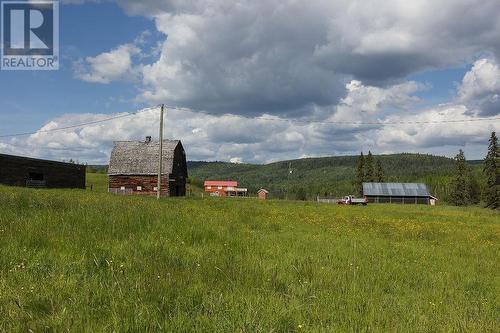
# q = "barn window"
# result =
<box><xmin>137</xmin><ymin>186</ymin><xmax>142</xmax><ymax>191</ymax></box>
<box><xmin>207</xmin><ymin>186</ymin><xmax>212</xmax><ymax>190</ymax></box>
<box><xmin>28</xmin><ymin>172</ymin><xmax>44</xmax><ymax>181</ymax></box>
<box><xmin>153</xmin><ymin>187</ymin><xmax>158</xmax><ymax>191</ymax></box>
<box><xmin>218</xmin><ymin>186</ymin><xmax>222</xmax><ymax>190</ymax></box>
<box><xmin>120</xmin><ymin>186</ymin><xmax>125</xmax><ymax>190</ymax></box>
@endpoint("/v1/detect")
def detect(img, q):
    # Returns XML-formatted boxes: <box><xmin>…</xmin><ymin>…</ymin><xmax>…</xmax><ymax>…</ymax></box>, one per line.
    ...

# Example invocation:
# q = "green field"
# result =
<box><xmin>0</xmin><ymin>184</ymin><xmax>499</xmax><ymax>332</ymax></box>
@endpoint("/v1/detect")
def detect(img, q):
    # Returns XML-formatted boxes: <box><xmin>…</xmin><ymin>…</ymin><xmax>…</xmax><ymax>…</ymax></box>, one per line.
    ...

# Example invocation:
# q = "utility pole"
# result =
<box><xmin>157</xmin><ymin>104</ymin><xmax>165</xmax><ymax>200</ymax></box>
<box><xmin>286</xmin><ymin>162</ymin><xmax>292</xmax><ymax>200</ymax></box>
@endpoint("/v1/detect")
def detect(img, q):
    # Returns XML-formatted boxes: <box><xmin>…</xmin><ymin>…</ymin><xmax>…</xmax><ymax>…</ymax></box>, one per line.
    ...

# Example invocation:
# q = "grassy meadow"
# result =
<box><xmin>0</xmin><ymin>181</ymin><xmax>499</xmax><ymax>332</ymax></box>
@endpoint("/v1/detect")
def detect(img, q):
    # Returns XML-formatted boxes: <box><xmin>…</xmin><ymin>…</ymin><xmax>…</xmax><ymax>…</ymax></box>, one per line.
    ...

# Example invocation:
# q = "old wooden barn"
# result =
<box><xmin>363</xmin><ymin>182</ymin><xmax>438</xmax><ymax>205</ymax></box>
<box><xmin>0</xmin><ymin>154</ymin><xmax>86</xmax><ymax>189</ymax></box>
<box><xmin>108</xmin><ymin>137</ymin><xmax>187</xmax><ymax>197</ymax></box>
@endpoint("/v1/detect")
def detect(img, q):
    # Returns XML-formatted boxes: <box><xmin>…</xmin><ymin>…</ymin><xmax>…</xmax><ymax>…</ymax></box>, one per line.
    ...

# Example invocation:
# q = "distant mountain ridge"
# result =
<box><xmin>188</xmin><ymin>153</ymin><xmax>478</xmax><ymax>199</ymax></box>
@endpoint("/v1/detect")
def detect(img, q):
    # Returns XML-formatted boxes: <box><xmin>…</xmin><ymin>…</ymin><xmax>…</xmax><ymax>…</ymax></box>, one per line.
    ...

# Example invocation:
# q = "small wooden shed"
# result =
<box><xmin>258</xmin><ymin>189</ymin><xmax>269</xmax><ymax>200</ymax></box>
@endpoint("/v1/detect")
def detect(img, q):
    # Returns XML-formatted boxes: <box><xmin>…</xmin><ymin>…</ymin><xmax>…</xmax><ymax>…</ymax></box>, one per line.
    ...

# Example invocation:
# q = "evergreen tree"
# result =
<box><xmin>483</xmin><ymin>131</ymin><xmax>500</xmax><ymax>209</ymax></box>
<box><xmin>450</xmin><ymin>149</ymin><xmax>471</xmax><ymax>206</ymax></box>
<box><xmin>355</xmin><ymin>152</ymin><xmax>365</xmax><ymax>196</ymax></box>
<box><xmin>375</xmin><ymin>159</ymin><xmax>385</xmax><ymax>182</ymax></box>
<box><xmin>469</xmin><ymin>171</ymin><xmax>482</xmax><ymax>205</ymax></box>
<box><xmin>365</xmin><ymin>151</ymin><xmax>375</xmax><ymax>182</ymax></box>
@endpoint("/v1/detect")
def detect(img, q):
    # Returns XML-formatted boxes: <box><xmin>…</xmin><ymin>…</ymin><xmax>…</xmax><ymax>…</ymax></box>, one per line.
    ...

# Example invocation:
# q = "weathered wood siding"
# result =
<box><xmin>0</xmin><ymin>154</ymin><xmax>86</xmax><ymax>189</ymax></box>
<box><xmin>109</xmin><ymin>175</ymin><xmax>170</xmax><ymax>196</ymax></box>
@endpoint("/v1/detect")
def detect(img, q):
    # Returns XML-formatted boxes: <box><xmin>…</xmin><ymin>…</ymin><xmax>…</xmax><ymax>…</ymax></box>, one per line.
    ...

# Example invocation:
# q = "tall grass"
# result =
<box><xmin>86</xmin><ymin>173</ymin><xmax>109</xmax><ymax>193</ymax></box>
<box><xmin>0</xmin><ymin>185</ymin><xmax>498</xmax><ymax>332</ymax></box>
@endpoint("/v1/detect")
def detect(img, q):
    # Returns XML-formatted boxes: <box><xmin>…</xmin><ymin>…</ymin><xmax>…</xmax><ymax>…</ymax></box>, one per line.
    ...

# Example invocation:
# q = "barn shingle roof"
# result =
<box><xmin>363</xmin><ymin>182</ymin><xmax>431</xmax><ymax>197</ymax></box>
<box><xmin>108</xmin><ymin>140</ymin><xmax>182</xmax><ymax>175</ymax></box>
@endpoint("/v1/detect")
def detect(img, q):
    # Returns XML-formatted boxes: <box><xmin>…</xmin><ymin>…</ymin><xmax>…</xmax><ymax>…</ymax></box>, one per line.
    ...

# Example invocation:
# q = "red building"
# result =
<box><xmin>204</xmin><ymin>180</ymin><xmax>247</xmax><ymax>197</ymax></box>
<box><xmin>258</xmin><ymin>189</ymin><xmax>269</xmax><ymax>200</ymax></box>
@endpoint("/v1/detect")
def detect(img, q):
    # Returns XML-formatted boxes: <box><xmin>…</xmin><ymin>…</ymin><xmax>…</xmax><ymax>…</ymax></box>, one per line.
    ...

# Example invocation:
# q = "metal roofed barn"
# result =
<box><xmin>363</xmin><ymin>182</ymin><xmax>438</xmax><ymax>205</ymax></box>
<box><xmin>108</xmin><ymin>138</ymin><xmax>187</xmax><ymax>197</ymax></box>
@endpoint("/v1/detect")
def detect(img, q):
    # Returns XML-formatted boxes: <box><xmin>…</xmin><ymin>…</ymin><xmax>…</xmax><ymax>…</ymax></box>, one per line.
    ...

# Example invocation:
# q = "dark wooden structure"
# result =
<box><xmin>108</xmin><ymin>138</ymin><xmax>187</xmax><ymax>197</ymax></box>
<box><xmin>0</xmin><ymin>154</ymin><xmax>86</xmax><ymax>189</ymax></box>
<box><xmin>363</xmin><ymin>182</ymin><xmax>438</xmax><ymax>205</ymax></box>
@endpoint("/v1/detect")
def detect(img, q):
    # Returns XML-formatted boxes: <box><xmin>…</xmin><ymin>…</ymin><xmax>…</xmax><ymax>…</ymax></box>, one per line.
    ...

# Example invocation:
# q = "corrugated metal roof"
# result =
<box><xmin>363</xmin><ymin>182</ymin><xmax>431</xmax><ymax>197</ymax></box>
<box><xmin>108</xmin><ymin>140</ymin><xmax>182</xmax><ymax>175</ymax></box>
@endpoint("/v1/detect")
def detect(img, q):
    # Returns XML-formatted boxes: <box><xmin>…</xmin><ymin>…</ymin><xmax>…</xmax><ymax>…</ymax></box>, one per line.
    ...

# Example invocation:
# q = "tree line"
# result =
<box><xmin>354</xmin><ymin>151</ymin><xmax>385</xmax><ymax>195</ymax></box>
<box><xmin>450</xmin><ymin>132</ymin><xmax>499</xmax><ymax>209</ymax></box>
<box><xmin>353</xmin><ymin>132</ymin><xmax>499</xmax><ymax>209</ymax></box>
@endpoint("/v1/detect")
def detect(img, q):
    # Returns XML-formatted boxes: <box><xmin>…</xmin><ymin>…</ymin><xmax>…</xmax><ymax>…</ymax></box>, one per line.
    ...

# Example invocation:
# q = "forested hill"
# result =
<box><xmin>188</xmin><ymin>153</ymin><xmax>481</xmax><ymax>200</ymax></box>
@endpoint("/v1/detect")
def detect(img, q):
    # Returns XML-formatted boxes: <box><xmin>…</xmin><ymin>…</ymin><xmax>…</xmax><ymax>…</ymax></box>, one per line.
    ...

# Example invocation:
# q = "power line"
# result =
<box><xmin>0</xmin><ymin>105</ymin><xmax>160</xmax><ymax>139</ymax></box>
<box><xmin>0</xmin><ymin>102</ymin><xmax>497</xmax><ymax>156</ymax></box>
<box><xmin>1</xmin><ymin>103</ymin><xmax>499</xmax><ymax>142</ymax></box>
<box><xmin>0</xmin><ymin>144</ymin><xmax>102</xmax><ymax>151</ymax></box>
<box><xmin>163</xmin><ymin>104</ymin><xmax>500</xmax><ymax>125</ymax></box>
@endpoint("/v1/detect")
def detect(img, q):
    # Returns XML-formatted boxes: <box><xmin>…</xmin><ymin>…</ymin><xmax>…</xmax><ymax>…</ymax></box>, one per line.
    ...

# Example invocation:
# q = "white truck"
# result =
<box><xmin>338</xmin><ymin>195</ymin><xmax>368</xmax><ymax>205</ymax></box>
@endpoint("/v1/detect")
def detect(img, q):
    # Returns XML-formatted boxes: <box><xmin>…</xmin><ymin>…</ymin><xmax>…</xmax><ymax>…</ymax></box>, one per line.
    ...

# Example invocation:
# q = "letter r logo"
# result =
<box><xmin>1</xmin><ymin>1</ymin><xmax>59</xmax><ymax>70</ymax></box>
<box><xmin>2</xmin><ymin>1</ymin><xmax>56</xmax><ymax>56</ymax></box>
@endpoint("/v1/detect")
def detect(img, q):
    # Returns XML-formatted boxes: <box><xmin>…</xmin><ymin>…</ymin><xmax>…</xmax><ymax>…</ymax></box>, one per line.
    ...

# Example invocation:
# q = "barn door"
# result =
<box><xmin>27</xmin><ymin>171</ymin><xmax>46</xmax><ymax>188</ymax></box>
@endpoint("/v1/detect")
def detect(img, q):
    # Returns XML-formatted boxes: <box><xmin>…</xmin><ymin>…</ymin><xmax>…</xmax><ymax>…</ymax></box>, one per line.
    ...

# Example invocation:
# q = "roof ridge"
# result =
<box><xmin>114</xmin><ymin>139</ymin><xmax>180</xmax><ymax>143</ymax></box>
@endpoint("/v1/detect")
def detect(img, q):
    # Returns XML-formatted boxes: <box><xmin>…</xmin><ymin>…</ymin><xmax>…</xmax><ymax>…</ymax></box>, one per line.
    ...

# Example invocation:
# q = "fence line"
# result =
<box><xmin>317</xmin><ymin>197</ymin><xmax>340</xmax><ymax>204</ymax></box>
<box><xmin>108</xmin><ymin>188</ymin><xmax>133</xmax><ymax>196</ymax></box>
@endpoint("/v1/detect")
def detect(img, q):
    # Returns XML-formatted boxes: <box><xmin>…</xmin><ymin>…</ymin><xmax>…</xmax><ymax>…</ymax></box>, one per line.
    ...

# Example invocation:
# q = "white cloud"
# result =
<box><xmin>74</xmin><ymin>44</ymin><xmax>141</xmax><ymax>84</ymax></box>
<box><xmin>376</xmin><ymin>104</ymin><xmax>499</xmax><ymax>150</ymax></box>
<box><xmin>337</xmin><ymin>80</ymin><xmax>424</xmax><ymax>115</ymax></box>
<box><xmin>229</xmin><ymin>157</ymin><xmax>243</xmax><ymax>164</ymax></box>
<box><xmin>2</xmin><ymin>78</ymin><xmax>498</xmax><ymax>164</ymax></box>
<box><xmin>458</xmin><ymin>58</ymin><xmax>500</xmax><ymax>116</ymax></box>
<box><xmin>27</xmin><ymin>1</ymin><xmax>500</xmax><ymax>162</ymax></box>
<box><xmin>73</xmin><ymin>0</ymin><xmax>500</xmax><ymax>117</ymax></box>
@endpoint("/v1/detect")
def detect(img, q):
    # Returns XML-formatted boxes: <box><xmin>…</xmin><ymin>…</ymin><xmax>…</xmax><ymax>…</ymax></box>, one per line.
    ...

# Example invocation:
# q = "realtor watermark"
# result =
<box><xmin>1</xmin><ymin>0</ymin><xmax>59</xmax><ymax>70</ymax></box>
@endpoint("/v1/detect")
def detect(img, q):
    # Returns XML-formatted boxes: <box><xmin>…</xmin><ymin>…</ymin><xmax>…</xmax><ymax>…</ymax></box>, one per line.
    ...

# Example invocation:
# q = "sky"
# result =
<box><xmin>0</xmin><ymin>0</ymin><xmax>499</xmax><ymax>164</ymax></box>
